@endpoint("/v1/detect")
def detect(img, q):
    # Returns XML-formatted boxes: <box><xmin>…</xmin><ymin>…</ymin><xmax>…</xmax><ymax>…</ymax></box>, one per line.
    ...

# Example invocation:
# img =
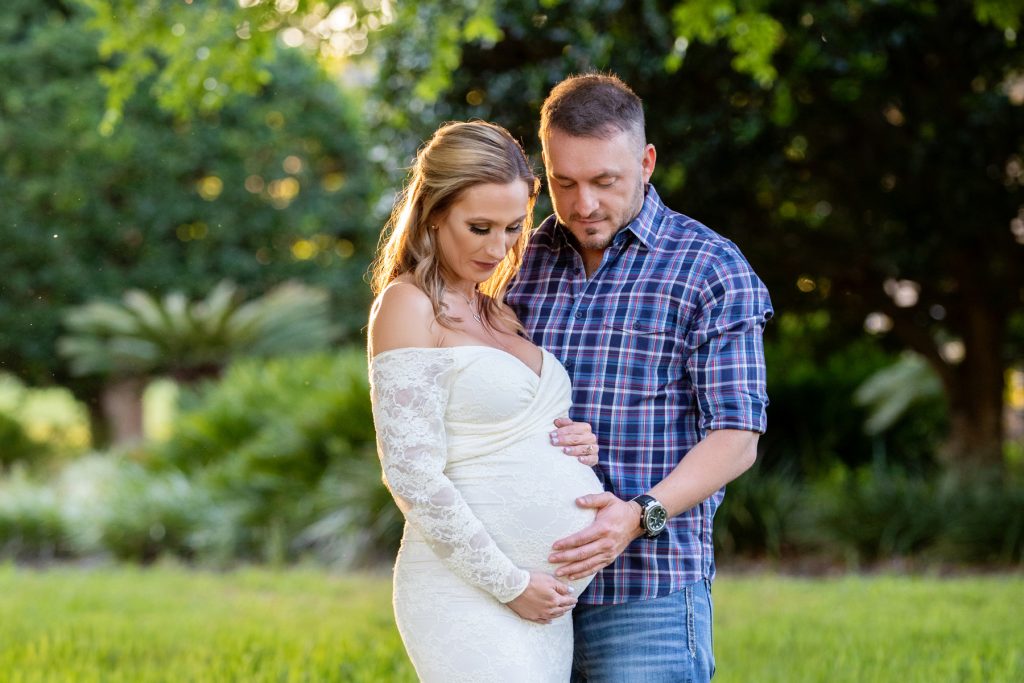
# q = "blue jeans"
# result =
<box><xmin>570</xmin><ymin>578</ymin><xmax>715</xmax><ymax>683</ymax></box>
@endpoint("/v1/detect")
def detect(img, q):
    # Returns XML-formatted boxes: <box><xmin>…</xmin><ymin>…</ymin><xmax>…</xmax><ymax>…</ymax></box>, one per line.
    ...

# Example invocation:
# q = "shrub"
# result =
<box><xmin>152</xmin><ymin>349</ymin><xmax>380</xmax><ymax>564</ymax></box>
<box><xmin>936</xmin><ymin>475</ymin><xmax>1024</xmax><ymax>564</ymax></box>
<box><xmin>715</xmin><ymin>464</ymin><xmax>804</xmax><ymax>559</ymax></box>
<box><xmin>761</xmin><ymin>314</ymin><xmax>948</xmax><ymax>477</ymax></box>
<box><xmin>294</xmin><ymin>453</ymin><xmax>403</xmax><ymax>568</ymax></box>
<box><xmin>0</xmin><ymin>470</ymin><xmax>72</xmax><ymax>560</ymax></box>
<box><xmin>0</xmin><ymin>412</ymin><xmax>49</xmax><ymax>471</ymax></box>
<box><xmin>804</xmin><ymin>466</ymin><xmax>945</xmax><ymax>564</ymax></box>
<box><xmin>96</xmin><ymin>465</ymin><xmax>211</xmax><ymax>563</ymax></box>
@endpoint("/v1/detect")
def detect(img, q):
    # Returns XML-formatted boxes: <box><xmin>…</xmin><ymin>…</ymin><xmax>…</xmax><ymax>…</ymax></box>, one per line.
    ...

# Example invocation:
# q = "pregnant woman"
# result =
<box><xmin>368</xmin><ymin>120</ymin><xmax>605</xmax><ymax>682</ymax></box>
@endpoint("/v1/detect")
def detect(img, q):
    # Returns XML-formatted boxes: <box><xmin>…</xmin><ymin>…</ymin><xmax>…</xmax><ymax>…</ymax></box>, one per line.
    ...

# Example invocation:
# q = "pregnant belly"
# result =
<box><xmin>447</xmin><ymin>433</ymin><xmax>606</xmax><ymax>594</ymax></box>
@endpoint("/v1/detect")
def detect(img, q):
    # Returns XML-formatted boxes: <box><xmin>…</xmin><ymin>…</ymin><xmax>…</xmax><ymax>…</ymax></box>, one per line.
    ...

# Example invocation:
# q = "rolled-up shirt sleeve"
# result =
<box><xmin>684</xmin><ymin>246</ymin><xmax>773</xmax><ymax>434</ymax></box>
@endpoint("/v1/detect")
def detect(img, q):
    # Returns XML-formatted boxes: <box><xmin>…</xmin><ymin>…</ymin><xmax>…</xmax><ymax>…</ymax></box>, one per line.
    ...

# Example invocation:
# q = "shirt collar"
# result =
<box><xmin>623</xmin><ymin>184</ymin><xmax>663</xmax><ymax>250</ymax></box>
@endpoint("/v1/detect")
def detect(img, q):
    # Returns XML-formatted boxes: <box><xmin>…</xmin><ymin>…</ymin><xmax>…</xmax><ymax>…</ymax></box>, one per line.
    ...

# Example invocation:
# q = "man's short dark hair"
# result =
<box><xmin>539</xmin><ymin>73</ymin><xmax>645</xmax><ymax>145</ymax></box>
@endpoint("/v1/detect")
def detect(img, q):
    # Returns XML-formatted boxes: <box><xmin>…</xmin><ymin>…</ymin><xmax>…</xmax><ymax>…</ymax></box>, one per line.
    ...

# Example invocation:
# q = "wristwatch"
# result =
<box><xmin>632</xmin><ymin>494</ymin><xmax>668</xmax><ymax>538</ymax></box>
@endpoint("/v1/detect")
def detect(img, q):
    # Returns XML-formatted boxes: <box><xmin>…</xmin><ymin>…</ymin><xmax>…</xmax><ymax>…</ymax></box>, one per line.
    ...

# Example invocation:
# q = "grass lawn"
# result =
<box><xmin>0</xmin><ymin>563</ymin><xmax>1021</xmax><ymax>682</ymax></box>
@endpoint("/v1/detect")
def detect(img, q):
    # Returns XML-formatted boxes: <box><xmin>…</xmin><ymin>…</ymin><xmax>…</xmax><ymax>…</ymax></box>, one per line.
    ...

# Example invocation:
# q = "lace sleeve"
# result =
<box><xmin>369</xmin><ymin>348</ymin><xmax>530</xmax><ymax>603</ymax></box>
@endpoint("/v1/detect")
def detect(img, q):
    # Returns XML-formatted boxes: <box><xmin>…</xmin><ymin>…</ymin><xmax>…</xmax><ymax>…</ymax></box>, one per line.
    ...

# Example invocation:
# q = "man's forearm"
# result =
<box><xmin>645</xmin><ymin>429</ymin><xmax>759</xmax><ymax>518</ymax></box>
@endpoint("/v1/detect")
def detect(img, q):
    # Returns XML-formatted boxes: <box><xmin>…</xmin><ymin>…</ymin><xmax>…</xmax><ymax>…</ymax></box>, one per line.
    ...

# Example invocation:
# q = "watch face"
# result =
<box><xmin>646</xmin><ymin>504</ymin><xmax>668</xmax><ymax>533</ymax></box>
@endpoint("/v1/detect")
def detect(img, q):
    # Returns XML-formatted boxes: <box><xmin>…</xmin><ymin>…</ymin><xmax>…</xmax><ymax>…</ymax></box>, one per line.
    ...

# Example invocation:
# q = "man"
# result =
<box><xmin>506</xmin><ymin>73</ymin><xmax>773</xmax><ymax>681</ymax></box>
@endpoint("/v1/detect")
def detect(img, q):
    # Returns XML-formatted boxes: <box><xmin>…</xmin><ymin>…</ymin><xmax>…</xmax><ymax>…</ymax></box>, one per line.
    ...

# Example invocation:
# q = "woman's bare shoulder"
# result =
<box><xmin>369</xmin><ymin>281</ymin><xmax>439</xmax><ymax>355</ymax></box>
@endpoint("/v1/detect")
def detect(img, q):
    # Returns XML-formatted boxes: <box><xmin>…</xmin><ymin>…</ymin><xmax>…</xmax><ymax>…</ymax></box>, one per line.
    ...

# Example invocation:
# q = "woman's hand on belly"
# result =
<box><xmin>550</xmin><ymin>417</ymin><xmax>600</xmax><ymax>467</ymax></box>
<box><xmin>505</xmin><ymin>571</ymin><xmax>577</xmax><ymax>625</ymax></box>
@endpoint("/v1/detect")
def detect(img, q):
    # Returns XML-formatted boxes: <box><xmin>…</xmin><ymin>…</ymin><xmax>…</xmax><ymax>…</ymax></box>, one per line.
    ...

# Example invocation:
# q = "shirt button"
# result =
<box><xmin>563</xmin><ymin>359</ymin><xmax>574</xmax><ymax>369</ymax></box>
<box><xmin>573</xmin><ymin>267</ymin><xmax>581</xmax><ymax>275</ymax></box>
<box><xmin>633</xmin><ymin>321</ymin><xmax>641</xmax><ymax>329</ymax></box>
<box><xmin>574</xmin><ymin>311</ymin><xmax>584</xmax><ymax>319</ymax></box>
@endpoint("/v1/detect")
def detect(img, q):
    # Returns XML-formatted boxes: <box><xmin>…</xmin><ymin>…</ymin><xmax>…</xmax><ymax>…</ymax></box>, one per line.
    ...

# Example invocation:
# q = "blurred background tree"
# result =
<box><xmin>0</xmin><ymin>0</ymin><xmax>377</xmax><ymax>443</ymax></box>
<box><xmin>58</xmin><ymin>281</ymin><xmax>335</xmax><ymax>445</ymax></box>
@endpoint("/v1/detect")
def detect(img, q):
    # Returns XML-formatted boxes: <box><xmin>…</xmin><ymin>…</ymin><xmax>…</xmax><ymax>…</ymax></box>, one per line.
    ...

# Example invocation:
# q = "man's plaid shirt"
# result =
<box><xmin>507</xmin><ymin>185</ymin><xmax>773</xmax><ymax>605</ymax></box>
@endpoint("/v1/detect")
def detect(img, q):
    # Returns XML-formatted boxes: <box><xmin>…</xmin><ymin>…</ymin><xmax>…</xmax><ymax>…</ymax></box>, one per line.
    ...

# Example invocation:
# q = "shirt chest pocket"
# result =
<box><xmin>602</xmin><ymin>307</ymin><xmax>675</xmax><ymax>360</ymax></box>
<box><xmin>603</xmin><ymin>313</ymin><xmax>671</xmax><ymax>335</ymax></box>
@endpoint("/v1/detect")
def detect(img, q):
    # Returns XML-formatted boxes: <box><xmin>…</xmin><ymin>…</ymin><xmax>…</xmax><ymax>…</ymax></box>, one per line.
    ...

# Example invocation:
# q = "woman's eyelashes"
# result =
<box><xmin>469</xmin><ymin>223</ymin><xmax>523</xmax><ymax>235</ymax></box>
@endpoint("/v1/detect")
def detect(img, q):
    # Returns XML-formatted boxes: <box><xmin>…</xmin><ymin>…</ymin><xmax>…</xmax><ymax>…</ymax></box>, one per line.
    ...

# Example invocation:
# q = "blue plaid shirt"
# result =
<box><xmin>507</xmin><ymin>185</ymin><xmax>773</xmax><ymax>605</ymax></box>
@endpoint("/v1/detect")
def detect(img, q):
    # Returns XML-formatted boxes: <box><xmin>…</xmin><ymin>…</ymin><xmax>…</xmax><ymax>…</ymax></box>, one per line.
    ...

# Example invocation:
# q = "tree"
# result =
<box><xmin>365</xmin><ymin>0</ymin><xmax>1024</xmax><ymax>472</ymax></box>
<box><xmin>44</xmin><ymin>0</ymin><xmax>1024</xmax><ymax>471</ymax></box>
<box><xmin>0</xmin><ymin>0</ymin><xmax>377</xmax><ymax>435</ymax></box>
<box><xmin>58</xmin><ymin>281</ymin><xmax>335</xmax><ymax>445</ymax></box>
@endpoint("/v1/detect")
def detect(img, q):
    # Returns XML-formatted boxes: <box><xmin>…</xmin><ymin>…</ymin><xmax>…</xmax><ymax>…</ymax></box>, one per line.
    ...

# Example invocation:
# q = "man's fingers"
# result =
<box><xmin>551</xmin><ymin>539</ymin><xmax>604</xmax><ymax>567</ymax></box>
<box><xmin>575</xmin><ymin>492</ymin><xmax>615</xmax><ymax>509</ymax></box>
<box><xmin>551</xmin><ymin>525</ymin><xmax>602</xmax><ymax>552</ymax></box>
<box><xmin>558</xmin><ymin>558</ymin><xmax>609</xmax><ymax>580</ymax></box>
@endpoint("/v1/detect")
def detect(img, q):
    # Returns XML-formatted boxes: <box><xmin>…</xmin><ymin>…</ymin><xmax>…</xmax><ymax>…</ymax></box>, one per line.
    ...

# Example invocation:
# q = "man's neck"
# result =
<box><xmin>581</xmin><ymin>248</ymin><xmax>605</xmax><ymax>278</ymax></box>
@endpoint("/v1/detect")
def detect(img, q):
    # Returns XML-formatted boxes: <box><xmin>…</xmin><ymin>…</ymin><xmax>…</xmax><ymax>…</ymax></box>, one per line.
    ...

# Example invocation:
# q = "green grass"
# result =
<box><xmin>714</xmin><ymin>573</ymin><xmax>1024</xmax><ymax>682</ymax></box>
<box><xmin>0</xmin><ymin>564</ymin><xmax>1021</xmax><ymax>682</ymax></box>
<box><xmin>0</xmin><ymin>563</ymin><xmax>415</xmax><ymax>683</ymax></box>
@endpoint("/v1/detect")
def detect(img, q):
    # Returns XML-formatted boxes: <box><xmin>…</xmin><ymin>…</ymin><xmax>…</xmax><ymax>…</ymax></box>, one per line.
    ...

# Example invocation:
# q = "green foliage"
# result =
<box><xmin>937</xmin><ymin>475</ymin><xmax>1024</xmax><ymax>564</ymax></box>
<box><xmin>77</xmin><ymin>0</ymin><xmax>394</xmax><ymax>126</ymax></box>
<box><xmin>669</xmin><ymin>0</ymin><xmax>783</xmax><ymax>84</ymax></box>
<box><xmin>806</xmin><ymin>465</ymin><xmax>946</xmax><ymax>563</ymax></box>
<box><xmin>95</xmin><ymin>465</ymin><xmax>211</xmax><ymax>563</ymax></box>
<box><xmin>0</xmin><ymin>0</ymin><xmax>376</xmax><ymax>389</ymax></box>
<box><xmin>802</xmin><ymin>465</ymin><xmax>1024</xmax><ymax>566</ymax></box>
<box><xmin>853</xmin><ymin>352</ymin><xmax>944</xmax><ymax>435</ymax></box>
<box><xmin>714</xmin><ymin>464</ymin><xmax>803</xmax><ymax>558</ymax></box>
<box><xmin>715</xmin><ymin>460</ymin><xmax>1024</xmax><ymax>566</ymax></box>
<box><xmin>294</xmin><ymin>456</ymin><xmax>403</xmax><ymax>567</ymax></box>
<box><xmin>58</xmin><ymin>281</ymin><xmax>336</xmax><ymax>379</ymax></box>
<box><xmin>761</xmin><ymin>313</ymin><xmax>948</xmax><ymax>475</ymax></box>
<box><xmin>0</xmin><ymin>471</ymin><xmax>72</xmax><ymax>560</ymax></box>
<box><xmin>153</xmin><ymin>349</ymin><xmax>381</xmax><ymax>564</ymax></box>
<box><xmin>0</xmin><ymin>412</ymin><xmax>50</xmax><ymax>471</ymax></box>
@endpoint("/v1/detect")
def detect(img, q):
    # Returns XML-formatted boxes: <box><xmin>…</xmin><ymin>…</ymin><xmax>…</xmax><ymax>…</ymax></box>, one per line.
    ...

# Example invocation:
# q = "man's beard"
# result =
<box><xmin>578</xmin><ymin>230</ymin><xmax>615</xmax><ymax>251</ymax></box>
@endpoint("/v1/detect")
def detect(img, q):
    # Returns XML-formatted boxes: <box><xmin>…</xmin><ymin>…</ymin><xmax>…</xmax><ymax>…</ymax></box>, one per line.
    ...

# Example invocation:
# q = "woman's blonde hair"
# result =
<box><xmin>370</xmin><ymin>121</ymin><xmax>540</xmax><ymax>330</ymax></box>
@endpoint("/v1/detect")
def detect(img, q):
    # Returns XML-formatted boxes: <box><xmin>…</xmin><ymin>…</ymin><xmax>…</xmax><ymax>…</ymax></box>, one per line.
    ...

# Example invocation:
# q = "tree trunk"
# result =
<box><xmin>101</xmin><ymin>376</ymin><xmax>146</xmax><ymax>447</ymax></box>
<box><xmin>934</xmin><ymin>307</ymin><xmax>1006</xmax><ymax>473</ymax></box>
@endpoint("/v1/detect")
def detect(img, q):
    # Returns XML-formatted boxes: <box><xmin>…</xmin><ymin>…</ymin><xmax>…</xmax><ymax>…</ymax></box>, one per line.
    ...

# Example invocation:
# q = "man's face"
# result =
<box><xmin>542</xmin><ymin>127</ymin><xmax>656</xmax><ymax>252</ymax></box>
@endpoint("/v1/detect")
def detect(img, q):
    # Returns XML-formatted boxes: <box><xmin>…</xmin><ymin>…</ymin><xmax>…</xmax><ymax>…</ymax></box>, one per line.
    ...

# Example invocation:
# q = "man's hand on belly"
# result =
<box><xmin>547</xmin><ymin>493</ymin><xmax>643</xmax><ymax>580</ymax></box>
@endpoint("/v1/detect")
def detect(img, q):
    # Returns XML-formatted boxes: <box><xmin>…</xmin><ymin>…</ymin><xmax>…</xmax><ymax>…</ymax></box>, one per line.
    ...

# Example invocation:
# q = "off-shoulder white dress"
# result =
<box><xmin>369</xmin><ymin>345</ymin><xmax>604</xmax><ymax>682</ymax></box>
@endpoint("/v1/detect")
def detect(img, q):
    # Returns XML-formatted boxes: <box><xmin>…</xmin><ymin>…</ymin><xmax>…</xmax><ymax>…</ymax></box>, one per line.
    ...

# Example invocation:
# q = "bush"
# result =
<box><xmin>0</xmin><ymin>470</ymin><xmax>72</xmax><ymax>560</ymax></box>
<box><xmin>96</xmin><ymin>465</ymin><xmax>211</xmax><ymax>563</ymax></box>
<box><xmin>151</xmin><ymin>349</ymin><xmax>381</xmax><ymax>564</ymax></box>
<box><xmin>0</xmin><ymin>412</ymin><xmax>49</xmax><ymax>471</ymax></box>
<box><xmin>761</xmin><ymin>313</ymin><xmax>948</xmax><ymax>477</ymax></box>
<box><xmin>936</xmin><ymin>475</ymin><xmax>1024</xmax><ymax>564</ymax></box>
<box><xmin>293</xmin><ymin>454</ymin><xmax>403</xmax><ymax>567</ymax></box>
<box><xmin>803</xmin><ymin>466</ymin><xmax>945</xmax><ymax>564</ymax></box>
<box><xmin>715</xmin><ymin>464</ymin><xmax>804</xmax><ymax>559</ymax></box>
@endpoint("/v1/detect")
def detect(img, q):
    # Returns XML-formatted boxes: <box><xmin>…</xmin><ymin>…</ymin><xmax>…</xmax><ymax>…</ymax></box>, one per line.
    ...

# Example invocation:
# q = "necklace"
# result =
<box><xmin>457</xmin><ymin>289</ymin><xmax>482</xmax><ymax>323</ymax></box>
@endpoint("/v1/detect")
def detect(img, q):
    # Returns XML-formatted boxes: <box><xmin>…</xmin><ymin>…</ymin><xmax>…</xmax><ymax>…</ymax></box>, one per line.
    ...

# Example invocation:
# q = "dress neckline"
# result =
<box><xmin>371</xmin><ymin>345</ymin><xmax>546</xmax><ymax>380</ymax></box>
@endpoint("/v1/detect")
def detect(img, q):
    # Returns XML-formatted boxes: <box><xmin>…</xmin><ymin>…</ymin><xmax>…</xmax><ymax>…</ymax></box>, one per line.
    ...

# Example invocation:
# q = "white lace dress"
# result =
<box><xmin>370</xmin><ymin>345</ymin><xmax>604</xmax><ymax>682</ymax></box>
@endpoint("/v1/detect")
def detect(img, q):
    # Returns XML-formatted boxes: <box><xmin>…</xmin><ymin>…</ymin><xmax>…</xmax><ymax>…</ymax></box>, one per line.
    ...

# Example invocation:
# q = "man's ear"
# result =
<box><xmin>641</xmin><ymin>144</ymin><xmax>657</xmax><ymax>183</ymax></box>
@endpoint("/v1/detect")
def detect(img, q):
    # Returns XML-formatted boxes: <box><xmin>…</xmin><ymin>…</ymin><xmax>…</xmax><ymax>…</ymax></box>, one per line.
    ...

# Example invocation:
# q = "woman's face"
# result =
<box><xmin>434</xmin><ymin>180</ymin><xmax>530</xmax><ymax>291</ymax></box>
